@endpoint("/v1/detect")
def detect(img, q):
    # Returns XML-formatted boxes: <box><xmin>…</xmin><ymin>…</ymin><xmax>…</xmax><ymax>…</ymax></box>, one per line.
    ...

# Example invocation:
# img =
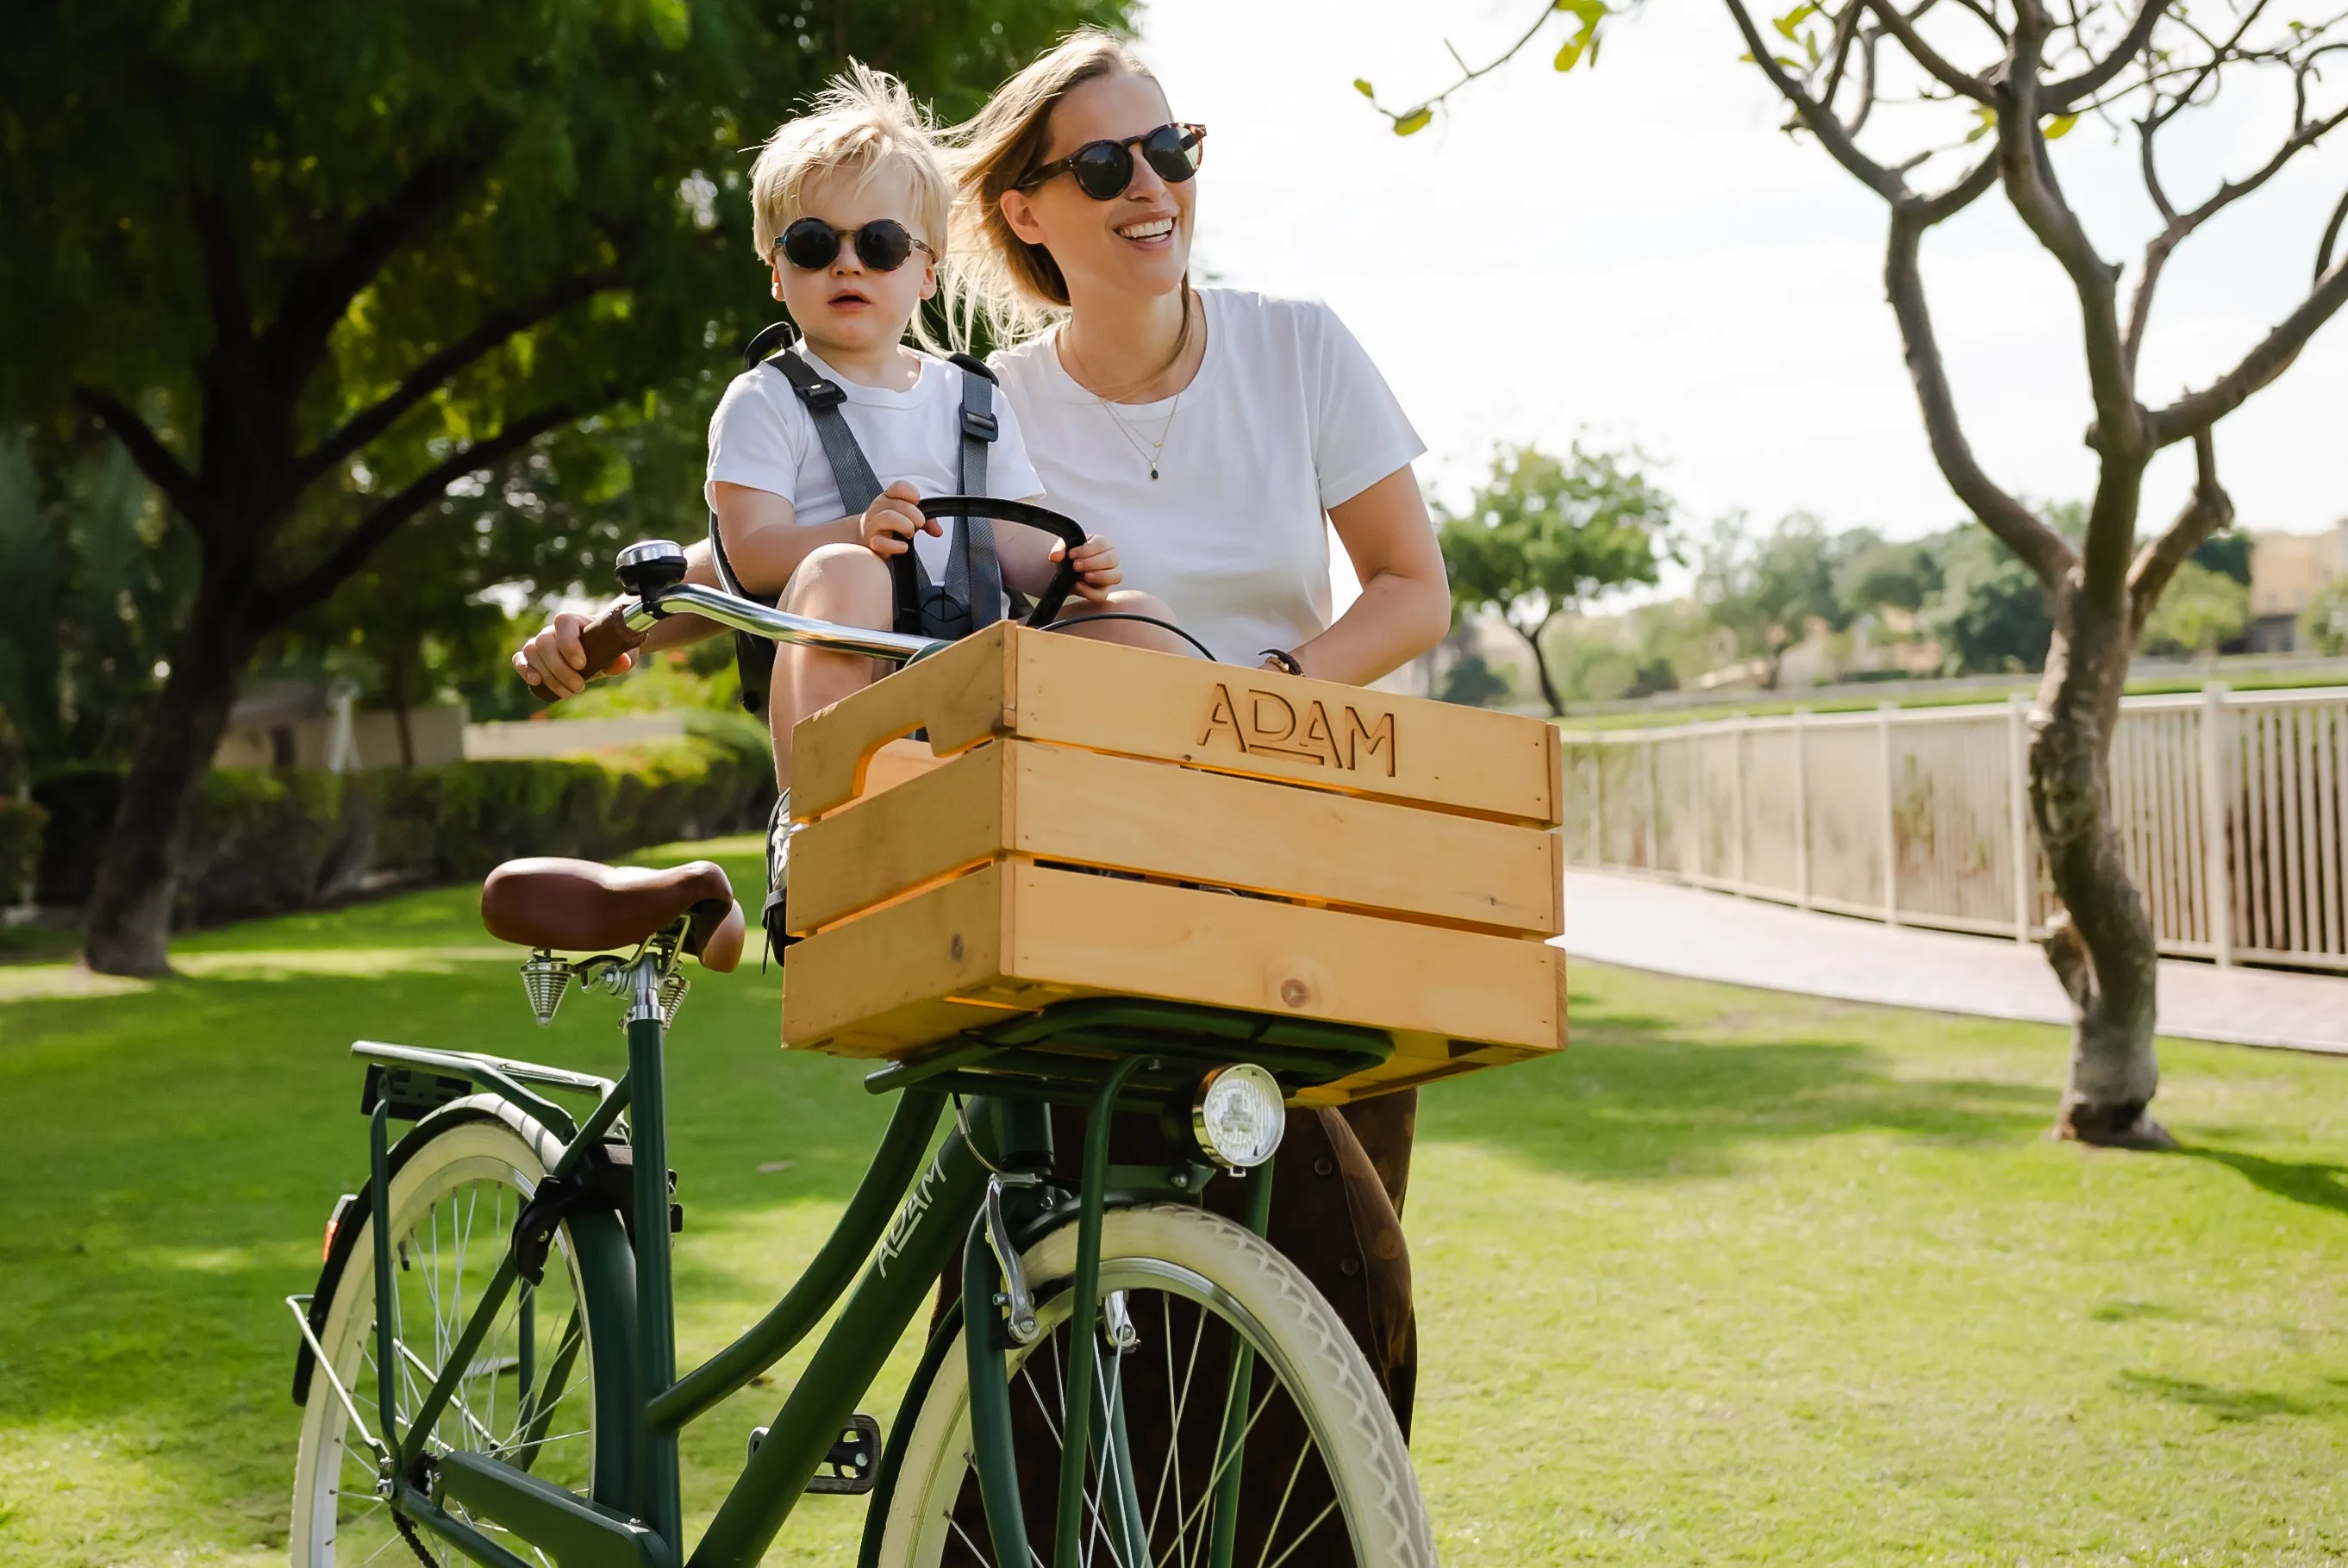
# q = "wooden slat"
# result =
<box><xmin>782</xmin><ymin>861</ymin><xmax>1567</xmax><ymax>1100</ymax></box>
<box><xmin>792</xmin><ymin>622</ymin><xmax>1563</xmax><ymax>826</ymax></box>
<box><xmin>789</xmin><ymin>740</ymin><xmax>1564</xmax><ymax>938</ymax></box>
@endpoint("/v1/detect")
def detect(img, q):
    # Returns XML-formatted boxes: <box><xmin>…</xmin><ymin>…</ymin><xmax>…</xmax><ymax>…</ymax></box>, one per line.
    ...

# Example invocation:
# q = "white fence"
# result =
<box><xmin>1559</xmin><ymin>684</ymin><xmax>2348</xmax><ymax>974</ymax></box>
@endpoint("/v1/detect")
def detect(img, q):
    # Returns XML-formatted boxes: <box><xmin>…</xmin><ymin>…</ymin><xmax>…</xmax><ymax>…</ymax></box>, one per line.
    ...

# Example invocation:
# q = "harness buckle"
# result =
<box><xmin>800</xmin><ymin>378</ymin><xmax>847</xmax><ymax>411</ymax></box>
<box><xmin>960</xmin><ymin>406</ymin><xmax>999</xmax><ymax>441</ymax></box>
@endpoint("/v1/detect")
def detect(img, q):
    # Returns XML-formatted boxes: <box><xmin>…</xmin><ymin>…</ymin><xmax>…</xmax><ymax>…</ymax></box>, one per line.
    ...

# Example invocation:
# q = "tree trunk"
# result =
<box><xmin>2029</xmin><ymin>578</ymin><xmax>2172</xmax><ymax>1149</ymax></box>
<box><xmin>80</xmin><ymin>600</ymin><xmax>247</xmax><ymax>976</ymax></box>
<box><xmin>1514</xmin><ymin>616</ymin><xmax>1565</xmax><ymax>716</ymax></box>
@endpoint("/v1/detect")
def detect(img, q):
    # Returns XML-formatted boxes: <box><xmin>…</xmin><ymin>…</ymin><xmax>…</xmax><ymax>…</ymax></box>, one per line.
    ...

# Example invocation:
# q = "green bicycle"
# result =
<box><xmin>285</xmin><ymin>522</ymin><xmax>1438</xmax><ymax>1568</ymax></box>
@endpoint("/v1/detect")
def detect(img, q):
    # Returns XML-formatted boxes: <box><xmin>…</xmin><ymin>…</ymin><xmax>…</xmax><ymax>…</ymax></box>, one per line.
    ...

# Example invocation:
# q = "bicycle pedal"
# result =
<box><xmin>808</xmin><ymin>1413</ymin><xmax>883</xmax><ymax>1495</ymax></box>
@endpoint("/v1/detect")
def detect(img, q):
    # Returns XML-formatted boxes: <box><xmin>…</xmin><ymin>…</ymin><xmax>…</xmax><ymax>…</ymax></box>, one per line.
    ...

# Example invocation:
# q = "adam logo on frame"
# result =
<box><xmin>1198</xmin><ymin>683</ymin><xmax>1398</xmax><ymax>777</ymax></box>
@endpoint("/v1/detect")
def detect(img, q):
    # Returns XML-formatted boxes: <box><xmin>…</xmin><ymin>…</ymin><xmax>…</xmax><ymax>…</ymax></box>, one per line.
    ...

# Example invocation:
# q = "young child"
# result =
<box><xmin>513</xmin><ymin>65</ymin><xmax>1179</xmax><ymax>945</ymax></box>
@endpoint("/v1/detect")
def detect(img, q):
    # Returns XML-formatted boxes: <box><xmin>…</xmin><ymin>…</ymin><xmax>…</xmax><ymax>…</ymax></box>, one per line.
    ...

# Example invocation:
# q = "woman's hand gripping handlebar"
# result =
<box><xmin>521</xmin><ymin>499</ymin><xmax>1099</xmax><ymax>703</ymax></box>
<box><xmin>523</xmin><ymin>539</ymin><xmax>953</xmax><ymax>705</ymax></box>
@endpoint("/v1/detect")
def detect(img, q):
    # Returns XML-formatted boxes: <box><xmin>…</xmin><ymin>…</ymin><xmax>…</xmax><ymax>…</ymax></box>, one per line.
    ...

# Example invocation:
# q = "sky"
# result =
<box><xmin>1134</xmin><ymin>0</ymin><xmax>2348</xmax><ymax>551</ymax></box>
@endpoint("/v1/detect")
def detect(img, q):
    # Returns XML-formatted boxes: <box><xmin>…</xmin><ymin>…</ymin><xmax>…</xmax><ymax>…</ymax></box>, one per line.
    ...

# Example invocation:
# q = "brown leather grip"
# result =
<box><xmin>531</xmin><ymin>603</ymin><xmax>649</xmax><ymax>704</ymax></box>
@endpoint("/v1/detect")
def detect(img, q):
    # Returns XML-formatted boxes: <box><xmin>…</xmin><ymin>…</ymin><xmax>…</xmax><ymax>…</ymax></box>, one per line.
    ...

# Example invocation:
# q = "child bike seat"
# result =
<box><xmin>482</xmin><ymin>858</ymin><xmax>746</xmax><ymax>971</ymax></box>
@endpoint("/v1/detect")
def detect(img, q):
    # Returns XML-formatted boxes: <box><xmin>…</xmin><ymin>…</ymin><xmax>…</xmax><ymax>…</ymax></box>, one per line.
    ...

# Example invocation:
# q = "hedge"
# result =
<box><xmin>32</xmin><ymin>714</ymin><xmax>775</xmax><ymax>929</ymax></box>
<box><xmin>0</xmin><ymin>796</ymin><xmax>46</xmax><ymax>904</ymax></box>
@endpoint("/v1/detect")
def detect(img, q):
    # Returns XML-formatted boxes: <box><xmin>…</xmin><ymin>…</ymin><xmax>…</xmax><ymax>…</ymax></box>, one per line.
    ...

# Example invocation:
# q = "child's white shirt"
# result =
<box><xmin>704</xmin><ymin>344</ymin><xmax>1044</xmax><ymax>584</ymax></box>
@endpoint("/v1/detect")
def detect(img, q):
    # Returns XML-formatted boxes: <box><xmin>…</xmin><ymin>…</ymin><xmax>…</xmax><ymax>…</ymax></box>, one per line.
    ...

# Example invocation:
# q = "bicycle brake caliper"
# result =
<box><xmin>983</xmin><ymin>1172</ymin><xmax>1042</xmax><ymax>1346</ymax></box>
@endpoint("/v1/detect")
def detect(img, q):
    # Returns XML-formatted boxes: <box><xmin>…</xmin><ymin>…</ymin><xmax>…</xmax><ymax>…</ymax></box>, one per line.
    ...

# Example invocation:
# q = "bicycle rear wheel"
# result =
<box><xmin>874</xmin><ymin>1203</ymin><xmax>1433</xmax><ymax>1568</ymax></box>
<box><xmin>289</xmin><ymin>1100</ymin><xmax>625</xmax><ymax>1568</ymax></box>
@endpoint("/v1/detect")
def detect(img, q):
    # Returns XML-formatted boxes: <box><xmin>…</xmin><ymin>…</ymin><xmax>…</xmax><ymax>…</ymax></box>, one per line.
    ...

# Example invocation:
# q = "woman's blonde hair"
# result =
<box><xmin>941</xmin><ymin>28</ymin><xmax>1177</xmax><ymax>350</ymax></box>
<box><xmin>748</xmin><ymin>63</ymin><xmax>951</xmax><ymax>266</ymax></box>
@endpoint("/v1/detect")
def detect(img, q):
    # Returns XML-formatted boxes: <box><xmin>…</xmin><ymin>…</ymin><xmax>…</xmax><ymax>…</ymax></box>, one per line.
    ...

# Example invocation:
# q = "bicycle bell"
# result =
<box><xmin>615</xmin><ymin>538</ymin><xmax>690</xmax><ymax>597</ymax></box>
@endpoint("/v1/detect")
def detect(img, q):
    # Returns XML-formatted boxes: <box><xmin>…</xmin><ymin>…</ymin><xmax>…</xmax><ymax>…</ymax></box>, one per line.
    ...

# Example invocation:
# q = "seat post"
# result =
<box><xmin>622</xmin><ymin>956</ymin><xmax>683</xmax><ymax>1546</ymax></box>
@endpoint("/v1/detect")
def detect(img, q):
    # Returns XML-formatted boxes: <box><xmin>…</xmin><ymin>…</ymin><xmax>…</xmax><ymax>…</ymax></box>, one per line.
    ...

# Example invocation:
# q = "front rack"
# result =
<box><xmin>859</xmin><ymin>997</ymin><xmax>1394</xmax><ymax>1108</ymax></box>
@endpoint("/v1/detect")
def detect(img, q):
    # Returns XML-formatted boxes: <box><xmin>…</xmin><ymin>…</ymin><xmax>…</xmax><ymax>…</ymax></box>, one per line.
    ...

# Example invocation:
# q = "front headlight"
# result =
<box><xmin>1190</xmin><ymin>1063</ymin><xmax>1286</xmax><ymax>1170</ymax></box>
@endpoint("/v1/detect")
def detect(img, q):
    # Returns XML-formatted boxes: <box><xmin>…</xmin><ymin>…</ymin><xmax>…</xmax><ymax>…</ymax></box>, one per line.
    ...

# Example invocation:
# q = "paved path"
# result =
<box><xmin>1560</xmin><ymin>870</ymin><xmax>2348</xmax><ymax>1056</ymax></box>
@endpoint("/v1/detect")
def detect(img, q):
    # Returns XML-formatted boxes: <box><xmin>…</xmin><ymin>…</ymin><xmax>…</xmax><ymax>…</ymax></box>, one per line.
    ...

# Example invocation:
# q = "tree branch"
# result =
<box><xmin>2321</xmin><ymin>184</ymin><xmax>2348</xmax><ymax>280</ymax></box>
<box><xmin>255</xmin><ymin>145</ymin><xmax>499</xmax><ymax>388</ymax></box>
<box><xmin>2127</xmin><ymin>429</ymin><xmax>2233</xmax><ymax>628</ymax></box>
<box><xmin>1725</xmin><ymin>0</ymin><xmax>1908</xmax><ymax>200</ymax></box>
<box><xmin>72</xmin><ymin>388</ymin><xmax>206</xmax><ymax>529</ymax></box>
<box><xmin>187</xmin><ymin>181</ymin><xmax>255</xmax><ymax>356</ymax></box>
<box><xmin>2045</xmin><ymin>0</ymin><xmax>2173</xmax><ymax>108</ymax></box>
<box><xmin>1996</xmin><ymin>5</ymin><xmax>2142</xmax><ymax>455</ymax></box>
<box><xmin>1884</xmin><ymin>178</ymin><xmax>2077</xmax><ymax>589</ymax></box>
<box><xmin>1862</xmin><ymin>0</ymin><xmax>1993</xmax><ymax>99</ymax></box>
<box><xmin>2149</xmin><ymin>253</ymin><xmax>2348</xmax><ymax>442</ymax></box>
<box><xmin>255</xmin><ymin>397</ymin><xmax>595</xmax><ymax>625</ymax></box>
<box><xmin>2126</xmin><ymin>101</ymin><xmax>2348</xmax><ymax>374</ymax></box>
<box><xmin>294</xmin><ymin>268</ymin><xmax>621</xmax><ymax>489</ymax></box>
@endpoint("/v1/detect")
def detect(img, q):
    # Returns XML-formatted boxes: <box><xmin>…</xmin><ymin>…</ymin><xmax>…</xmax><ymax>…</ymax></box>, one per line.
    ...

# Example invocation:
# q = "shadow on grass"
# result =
<box><xmin>0</xmin><ymin>952</ymin><xmax>886</xmax><ymax>1539</ymax></box>
<box><xmin>1421</xmin><ymin>982</ymin><xmax>2049</xmax><ymax>1181</ymax></box>
<box><xmin>2115</xmin><ymin>1370</ymin><xmax>2348</xmax><ymax>1421</ymax></box>
<box><xmin>2170</xmin><ymin>1146</ymin><xmax>2348</xmax><ymax>1219</ymax></box>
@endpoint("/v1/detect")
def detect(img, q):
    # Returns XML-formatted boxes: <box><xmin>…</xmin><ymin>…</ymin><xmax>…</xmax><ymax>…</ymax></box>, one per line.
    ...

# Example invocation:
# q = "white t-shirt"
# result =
<box><xmin>704</xmin><ymin>344</ymin><xmax>1043</xmax><ymax>584</ymax></box>
<box><xmin>990</xmin><ymin>288</ymin><xmax>1425</xmax><ymax>665</ymax></box>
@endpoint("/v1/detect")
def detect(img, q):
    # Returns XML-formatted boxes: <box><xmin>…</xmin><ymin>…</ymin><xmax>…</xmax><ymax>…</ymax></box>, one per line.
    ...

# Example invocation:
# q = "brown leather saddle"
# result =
<box><xmin>481</xmin><ymin>858</ymin><xmax>746</xmax><ymax>973</ymax></box>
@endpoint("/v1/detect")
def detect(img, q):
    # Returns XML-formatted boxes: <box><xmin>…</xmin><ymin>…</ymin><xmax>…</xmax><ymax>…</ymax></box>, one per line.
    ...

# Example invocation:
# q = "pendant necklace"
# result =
<box><xmin>1065</xmin><ymin>315</ymin><xmax>1191</xmax><ymax>481</ymax></box>
<box><xmin>1098</xmin><ymin>391</ymin><xmax>1183</xmax><ymax>481</ymax></box>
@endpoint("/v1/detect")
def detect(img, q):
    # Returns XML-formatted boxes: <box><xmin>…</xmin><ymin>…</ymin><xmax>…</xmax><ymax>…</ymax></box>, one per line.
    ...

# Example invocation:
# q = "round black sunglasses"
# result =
<box><xmin>1016</xmin><ymin>122</ymin><xmax>1207</xmax><ymax>202</ymax></box>
<box><xmin>775</xmin><ymin>216</ymin><xmax>934</xmax><ymax>273</ymax></box>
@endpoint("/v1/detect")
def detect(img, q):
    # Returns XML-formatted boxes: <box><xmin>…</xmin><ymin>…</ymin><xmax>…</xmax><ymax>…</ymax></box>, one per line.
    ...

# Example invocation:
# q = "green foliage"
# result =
<box><xmin>0</xmin><ymin>429</ymin><xmax>190</xmax><ymax>783</ymax></box>
<box><xmin>1438</xmin><ymin>652</ymin><xmax>1512</xmax><ymax>708</ymax></box>
<box><xmin>1834</xmin><ymin>535</ymin><xmax>1941</xmax><ymax>615</ymax></box>
<box><xmin>1438</xmin><ymin>442</ymin><xmax>1674</xmax><ymax>714</ymax></box>
<box><xmin>2191</xmin><ymin>530</ymin><xmax>2253</xmax><ymax>587</ymax></box>
<box><xmin>2301</xmin><ymin>575</ymin><xmax>2348</xmax><ymax>655</ymax></box>
<box><xmin>32</xmin><ymin>723</ymin><xmax>771</xmax><ymax>923</ymax></box>
<box><xmin>1917</xmin><ymin>524</ymin><xmax>2054</xmax><ymax>674</ymax></box>
<box><xmin>1697</xmin><ymin>511</ymin><xmax>1868</xmax><ymax>654</ymax></box>
<box><xmin>2141</xmin><ymin>561</ymin><xmax>2251</xmax><ymax>657</ymax></box>
<box><xmin>0</xmin><ymin>796</ymin><xmax>46</xmax><ymax>903</ymax></box>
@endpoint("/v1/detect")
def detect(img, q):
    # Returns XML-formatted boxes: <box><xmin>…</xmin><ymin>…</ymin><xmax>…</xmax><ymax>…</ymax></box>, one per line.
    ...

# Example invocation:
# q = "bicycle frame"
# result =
<box><xmin>325</xmin><ymin>950</ymin><xmax>1309</xmax><ymax>1568</ymax></box>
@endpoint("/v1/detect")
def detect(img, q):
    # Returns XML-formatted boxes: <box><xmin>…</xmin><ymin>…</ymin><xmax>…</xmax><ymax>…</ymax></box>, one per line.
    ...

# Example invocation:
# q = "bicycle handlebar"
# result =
<box><xmin>530</xmin><ymin>543</ymin><xmax>951</xmax><ymax>704</ymax></box>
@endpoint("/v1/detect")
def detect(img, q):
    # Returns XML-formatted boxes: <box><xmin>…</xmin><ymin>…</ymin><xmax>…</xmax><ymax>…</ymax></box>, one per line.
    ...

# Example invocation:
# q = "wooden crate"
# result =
<box><xmin>781</xmin><ymin>625</ymin><xmax>1567</xmax><ymax>1103</ymax></box>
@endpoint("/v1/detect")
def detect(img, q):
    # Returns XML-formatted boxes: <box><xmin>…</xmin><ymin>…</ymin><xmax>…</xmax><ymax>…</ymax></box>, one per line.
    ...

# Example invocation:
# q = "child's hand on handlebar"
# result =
<box><xmin>1054</xmin><ymin>534</ymin><xmax>1122</xmax><ymax>604</ymax></box>
<box><xmin>513</xmin><ymin>609</ymin><xmax>634</xmax><ymax>698</ymax></box>
<box><xmin>859</xmin><ymin>480</ymin><xmax>939</xmax><ymax>559</ymax></box>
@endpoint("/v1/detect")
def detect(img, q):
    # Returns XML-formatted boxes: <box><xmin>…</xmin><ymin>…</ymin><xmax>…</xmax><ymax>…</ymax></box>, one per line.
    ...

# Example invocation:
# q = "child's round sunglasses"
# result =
<box><xmin>1015</xmin><ymin>122</ymin><xmax>1207</xmax><ymax>202</ymax></box>
<box><xmin>775</xmin><ymin>216</ymin><xmax>934</xmax><ymax>273</ymax></box>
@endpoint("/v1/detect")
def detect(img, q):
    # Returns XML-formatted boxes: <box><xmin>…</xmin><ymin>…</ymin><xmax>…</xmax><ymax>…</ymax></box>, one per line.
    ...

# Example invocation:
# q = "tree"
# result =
<box><xmin>1</xmin><ymin>0</ymin><xmax>1120</xmax><ymax>973</ymax></box>
<box><xmin>1918</xmin><ymin>523</ymin><xmax>2056</xmax><ymax>673</ymax></box>
<box><xmin>1368</xmin><ymin>0</ymin><xmax>2348</xmax><ymax>1146</ymax></box>
<box><xmin>2139</xmin><ymin>561</ymin><xmax>2251</xmax><ymax>656</ymax></box>
<box><xmin>1836</xmin><ymin>535</ymin><xmax>1941</xmax><ymax>615</ymax></box>
<box><xmin>1437</xmin><ymin>443</ymin><xmax>1675</xmax><ymax>714</ymax></box>
<box><xmin>2300</xmin><ymin>574</ymin><xmax>2348</xmax><ymax>654</ymax></box>
<box><xmin>1698</xmin><ymin>510</ymin><xmax>1867</xmax><ymax>659</ymax></box>
<box><xmin>0</xmin><ymin>424</ymin><xmax>190</xmax><ymax>788</ymax></box>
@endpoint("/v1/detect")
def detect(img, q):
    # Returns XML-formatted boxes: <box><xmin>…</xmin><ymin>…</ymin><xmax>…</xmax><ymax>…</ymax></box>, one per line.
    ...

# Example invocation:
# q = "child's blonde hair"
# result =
<box><xmin>748</xmin><ymin>63</ymin><xmax>951</xmax><ymax>265</ymax></box>
<box><xmin>940</xmin><ymin>28</ymin><xmax>1168</xmax><ymax>349</ymax></box>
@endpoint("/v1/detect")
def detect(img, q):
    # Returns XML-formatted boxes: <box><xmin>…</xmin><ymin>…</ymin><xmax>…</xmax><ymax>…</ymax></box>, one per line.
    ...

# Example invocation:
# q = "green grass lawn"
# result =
<box><xmin>5</xmin><ymin>840</ymin><xmax>2346</xmax><ymax>1565</ymax></box>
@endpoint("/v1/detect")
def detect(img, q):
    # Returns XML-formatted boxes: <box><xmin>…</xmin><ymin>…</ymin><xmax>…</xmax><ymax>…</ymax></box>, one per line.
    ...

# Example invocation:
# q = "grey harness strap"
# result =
<box><xmin>710</xmin><ymin>328</ymin><xmax>1005</xmax><ymax>715</ymax></box>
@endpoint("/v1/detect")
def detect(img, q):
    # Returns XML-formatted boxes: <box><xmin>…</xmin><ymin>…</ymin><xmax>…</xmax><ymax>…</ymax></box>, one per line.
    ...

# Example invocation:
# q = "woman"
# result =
<box><xmin>946</xmin><ymin>28</ymin><xmax>1452</xmax><ymax>1434</ymax></box>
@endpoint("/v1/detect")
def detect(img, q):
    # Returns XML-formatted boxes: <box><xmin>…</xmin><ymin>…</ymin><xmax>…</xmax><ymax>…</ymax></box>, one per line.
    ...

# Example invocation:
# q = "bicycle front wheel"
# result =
<box><xmin>874</xmin><ymin>1203</ymin><xmax>1434</xmax><ymax>1568</ymax></box>
<box><xmin>289</xmin><ymin>1099</ymin><xmax>628</xmax><ymax>1568</ymax></box>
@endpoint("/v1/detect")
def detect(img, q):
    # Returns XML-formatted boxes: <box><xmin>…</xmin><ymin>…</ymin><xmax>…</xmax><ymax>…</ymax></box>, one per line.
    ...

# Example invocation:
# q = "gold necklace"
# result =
<box><xmin>1063</xmin><ymin>305</ymin><xmax>1195</xmax><ymax>481</ymax></box>
<box><xmin>1096</xmin><ymin>391</ymin><xmax>1182</xmax><ymax>481</ymax></box>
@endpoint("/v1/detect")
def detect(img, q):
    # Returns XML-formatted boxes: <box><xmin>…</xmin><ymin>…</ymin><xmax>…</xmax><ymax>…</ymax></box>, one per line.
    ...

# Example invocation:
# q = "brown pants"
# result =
<box><xmin>934</xmin><ymin>1091</ymin><xmax>1418</xmax><ymax>1564</ymax></box>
